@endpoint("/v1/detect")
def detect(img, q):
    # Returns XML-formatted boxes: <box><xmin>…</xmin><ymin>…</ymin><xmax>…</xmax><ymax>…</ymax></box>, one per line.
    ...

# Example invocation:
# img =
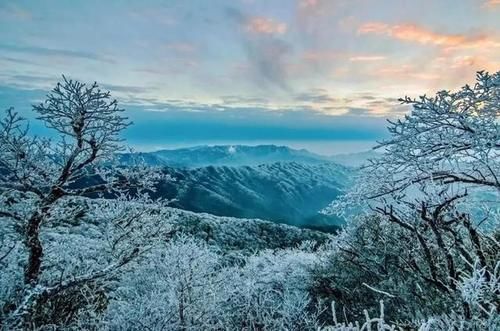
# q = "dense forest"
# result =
<box><xmin>0</xmin><ymin>71</ymin><xmax>499</xmax><ymax>330</ymax></box>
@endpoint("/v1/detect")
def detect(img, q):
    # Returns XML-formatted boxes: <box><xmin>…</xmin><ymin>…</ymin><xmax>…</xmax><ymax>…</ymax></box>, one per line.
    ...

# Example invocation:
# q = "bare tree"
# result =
<box><xmin>0</xmin><ymin>76</ymin><xmax>167</xmax><ymax>327</ymax></box>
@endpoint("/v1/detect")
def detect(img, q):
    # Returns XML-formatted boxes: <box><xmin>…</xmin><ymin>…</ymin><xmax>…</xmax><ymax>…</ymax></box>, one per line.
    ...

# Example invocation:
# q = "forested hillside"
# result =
<box><xmin>151</xmin><ymin>161</ymin><xmax>348</xmax><ymax>229</ymax></box>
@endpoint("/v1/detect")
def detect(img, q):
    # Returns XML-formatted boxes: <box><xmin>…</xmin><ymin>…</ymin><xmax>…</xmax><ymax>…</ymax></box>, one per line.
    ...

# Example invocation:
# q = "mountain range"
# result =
<box><xmin>120</xmin><ymin>144</ymin><xmax>327</xmax><ymax>168</ymax></box>
<box><xmin>118</xmin><ymin>145</ymin><xmax>372</xmax><ymax>230</ymax></box>
<box><xmin>150</xmin><ymin>161</ymin><xmax>349</xmax><ymax>230</ymax></box>
<box><xmin>119</xmin><ymin>144</ymin><xmax>377</xmax><ymax>168</ymax></box>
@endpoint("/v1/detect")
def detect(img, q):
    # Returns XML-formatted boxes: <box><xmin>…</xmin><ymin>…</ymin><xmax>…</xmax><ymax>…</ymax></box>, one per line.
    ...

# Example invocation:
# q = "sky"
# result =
<box><xmin>0</xmin><ymin>0</ymin><xmax>499</xmax><ymax>154</ymax></box>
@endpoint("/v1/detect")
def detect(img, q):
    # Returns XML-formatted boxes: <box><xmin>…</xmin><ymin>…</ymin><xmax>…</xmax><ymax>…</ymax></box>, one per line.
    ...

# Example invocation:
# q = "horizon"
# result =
<box><xmin>126</xmin><ymin>140</ymin><xmax>378</xmax><ymax>156</ymax></box>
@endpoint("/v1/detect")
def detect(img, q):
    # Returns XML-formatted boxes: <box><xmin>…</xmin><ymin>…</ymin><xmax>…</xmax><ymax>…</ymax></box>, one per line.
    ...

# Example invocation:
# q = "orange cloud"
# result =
<box><xmin>357</xmin><ymin>22</ymin><xmax>389</xmax><ymax>34</ymax></box>
<box><xmin>359</xmin><ymin>52</ymin><xmax>499</xmax><ymax>96</ymax></box>
<box><xmin>483</xmin><ymin>0</ymin><xmax>500</xmax><ymax>7</ymax></box>
<box><xmin>358</xmin><ymin>22</ymin><xmax>500</xmax><ymax>50</ymax></box>
<box><xmin>246</xmin><ymin>17</ymin><xmax>287</xmax><ymax>35</ymax></box>
<box><xmin>439</xmin><ymin>54</ymin><xmax>498</xmax><ymax>73</ymax></box>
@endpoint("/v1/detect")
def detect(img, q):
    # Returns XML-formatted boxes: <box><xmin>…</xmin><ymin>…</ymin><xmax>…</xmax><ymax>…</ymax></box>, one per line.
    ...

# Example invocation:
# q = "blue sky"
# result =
<box><xmin>0</xmin><ymin>0</ymin><xmax>499</xmax><ymax>153</ymax></box>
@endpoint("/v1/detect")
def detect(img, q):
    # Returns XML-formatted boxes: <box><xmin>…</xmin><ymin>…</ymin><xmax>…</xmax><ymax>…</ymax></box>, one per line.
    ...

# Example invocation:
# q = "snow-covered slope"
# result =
<box><xmin>165</xmin><ymin>207</ymin><xmax>331</xmax><ymax>252</ymax></box>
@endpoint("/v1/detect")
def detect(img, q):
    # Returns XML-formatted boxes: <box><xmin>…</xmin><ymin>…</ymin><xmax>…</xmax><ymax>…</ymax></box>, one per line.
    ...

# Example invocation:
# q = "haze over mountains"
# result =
<box><xmin>120</xmin><ymin>144</ymin><xmax>376</xmax><ymax>168</ymax></box>
<box><xmin>118</xmin><ymin>145</ymin><xmax>371</xmax><ymax>230</ymax></box>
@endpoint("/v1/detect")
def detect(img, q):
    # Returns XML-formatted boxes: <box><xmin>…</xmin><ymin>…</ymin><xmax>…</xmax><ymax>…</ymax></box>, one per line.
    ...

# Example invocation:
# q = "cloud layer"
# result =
<box><xmin>0</xmin><ymin>0</ymin><xmax>498</xmax><ymax>148</ymax></box>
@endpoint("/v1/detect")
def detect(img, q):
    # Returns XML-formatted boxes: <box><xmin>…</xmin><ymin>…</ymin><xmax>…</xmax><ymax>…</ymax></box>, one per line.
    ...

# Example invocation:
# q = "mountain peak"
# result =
<box><xmin>131</xmin><ymin>144</ymin><xmax>328</xmax><ymax>168</ymax></box>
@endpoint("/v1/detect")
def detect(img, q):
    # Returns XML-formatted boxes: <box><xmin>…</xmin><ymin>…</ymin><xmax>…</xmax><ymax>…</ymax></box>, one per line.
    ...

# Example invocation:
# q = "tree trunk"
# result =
<box><xmin>24</xmin><ymin>211</ymin><xmax>44</xmax><ymax>285</ymax></box>
<box><xmin>24</xmin><ymin>188</ymin><xmax>63</xmax><ymax>285</ymax></box>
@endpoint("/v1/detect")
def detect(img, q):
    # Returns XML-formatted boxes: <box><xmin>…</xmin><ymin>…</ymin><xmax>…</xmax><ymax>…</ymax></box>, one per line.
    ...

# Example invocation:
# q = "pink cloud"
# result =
<box><xmin>357</xmin><ymin>22</ymin><xmax>500</xmax><ymax>50</ymax></box>
<box><xmin>246</xmin><ymin>17</ymin><xmax>287</xmax><ymax>35</ymax></box>
<box><xmin>299</xmin><ymin>0</ymin><xmax>319</xmax><ymax>9</ymax></box>
<box><xmin>357</xmin><ymin>22</ymin><xmax>389</xmax><ymax>35</ymax></box>
<box><xmin>483</xmin><ymin>0</ymin><xmax>500</xmax><ymax>7</ymax></box>
<box><xmin>355</xmin><ymin>52</ymin><xmax>498</xmax><ymax>95</ymax></box>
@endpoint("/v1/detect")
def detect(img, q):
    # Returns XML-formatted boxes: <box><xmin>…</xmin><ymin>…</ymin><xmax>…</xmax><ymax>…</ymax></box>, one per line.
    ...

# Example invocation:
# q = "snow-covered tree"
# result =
<box><xmin>220</xmin><ymin>244</ymin><xmax>320</xmax><ymax>330</ymax></box>
<box><xmin>0</xmin><ymin>76</ymin><xmax>167</xmax><ymax>328</ymax></box>
<box><xmin>325</xmin><ymin>71</ymin><xmax>499</xmax><ymax>320</ymax></box>
<box><xmin>106</xmin><ymin>235</ymin><xmax>224</xmax><ymax>330</ymax></box>
<box><xmin>417</xmin><ymin>261</ymin><xmax>500</xmax><ymax>330</ymax></box>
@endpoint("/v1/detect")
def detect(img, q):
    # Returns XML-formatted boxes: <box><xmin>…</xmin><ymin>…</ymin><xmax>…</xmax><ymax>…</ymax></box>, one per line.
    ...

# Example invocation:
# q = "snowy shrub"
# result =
<box><xmin>418</xmin><ymin>313</ymin><xmax>500</xmax><ymax>331</ymax></box>
<box><xmin>459</xmin><ymin>261</ymin><xmax>499</xmax><ymax>313</ymax></box>
<box><xmin>320</xmin><ymin>301</ymin><xmax>402</xmax><ymax>331</ymax></box>
<box><xmin>105</xmin><ymin>235</ymin><xmax>223</xmax><ymax>330</ymax></box>
<box><xmin>104</xmin><ymin>237</ymin><xmax>322</xmax><ymax>330</ymax></box>
<box><xmin>0</xmin><ymin>233</ymin><xmax>25</xmax><ymax>321</ymax></box>
<box><xmin>218</xmin><ymin>247</ymin><xmax>321</xmax><ymax>330</ymax></box>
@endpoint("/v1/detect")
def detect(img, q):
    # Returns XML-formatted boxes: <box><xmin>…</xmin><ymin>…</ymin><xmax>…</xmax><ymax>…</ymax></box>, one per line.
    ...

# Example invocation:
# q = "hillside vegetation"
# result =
<box><xmin>151</xmin><ymin>161</ymin><xmax>349</xmax><ymax>229</ymax></box>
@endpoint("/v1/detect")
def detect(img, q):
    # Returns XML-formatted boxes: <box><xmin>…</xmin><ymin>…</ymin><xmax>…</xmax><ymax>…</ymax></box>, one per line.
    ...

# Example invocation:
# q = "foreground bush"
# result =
<box><xmin>105</xmin><ymin>236</ymin><xmax>321</xmax><ymax>330</ymax></box>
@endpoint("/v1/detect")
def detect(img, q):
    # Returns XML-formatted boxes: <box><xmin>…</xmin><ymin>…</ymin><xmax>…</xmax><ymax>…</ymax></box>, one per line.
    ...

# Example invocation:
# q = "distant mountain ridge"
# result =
<box><xmin>119</xmin><ymin>144</ymin><xmax>331</xmax><ymax>168</ymax></box>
